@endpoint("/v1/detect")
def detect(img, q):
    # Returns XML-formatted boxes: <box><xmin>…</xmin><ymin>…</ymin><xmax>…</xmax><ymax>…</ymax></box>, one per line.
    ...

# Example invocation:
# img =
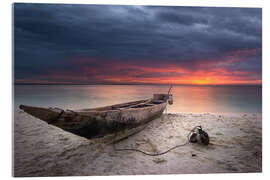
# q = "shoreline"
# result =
<box><xmin>13</xmin><ymin>110</ymin><xmax>262</xmax><ymax>176</ymax></box>
<box><xmin>13</xmin><ymin>107</ymin><xmax>262</xmax><ymax>117</ymax></box>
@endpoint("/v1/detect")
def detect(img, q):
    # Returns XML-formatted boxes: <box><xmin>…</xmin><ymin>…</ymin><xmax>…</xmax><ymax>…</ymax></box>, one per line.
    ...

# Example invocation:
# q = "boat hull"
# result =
<box><xmin>19</xmin><ymin>99</ymin><xmax>167</xmax><ymax>139</ymax></box>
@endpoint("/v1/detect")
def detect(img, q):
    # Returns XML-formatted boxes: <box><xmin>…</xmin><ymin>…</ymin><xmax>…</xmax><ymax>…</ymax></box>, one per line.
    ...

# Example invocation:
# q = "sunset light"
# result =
<box><xmin>14</xmin><ymin>4</ymin><xmax>262</xmax><ymax>86</ymax></box>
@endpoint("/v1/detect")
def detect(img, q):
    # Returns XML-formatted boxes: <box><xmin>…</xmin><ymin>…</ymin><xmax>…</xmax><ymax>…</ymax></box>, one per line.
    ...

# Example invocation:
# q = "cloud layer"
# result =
<box><xmin>14</xmin><ymin>4</ymin><xmax>262</xmax><ymax>85</ymax></box>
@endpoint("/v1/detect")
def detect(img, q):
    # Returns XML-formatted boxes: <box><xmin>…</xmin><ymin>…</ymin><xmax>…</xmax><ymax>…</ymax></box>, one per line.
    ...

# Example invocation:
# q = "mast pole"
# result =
<box><xmin>167</xmin><ymin>84</ymin><xmax>173</xmax><ymax>95</ymax></box>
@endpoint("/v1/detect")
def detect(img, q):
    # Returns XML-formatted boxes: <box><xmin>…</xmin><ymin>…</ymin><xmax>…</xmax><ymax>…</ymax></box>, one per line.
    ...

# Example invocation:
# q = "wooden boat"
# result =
<box><xmin>19</xmin><ymin>93</ymin><xmax>173</xmax><ymax>139</ymax></box>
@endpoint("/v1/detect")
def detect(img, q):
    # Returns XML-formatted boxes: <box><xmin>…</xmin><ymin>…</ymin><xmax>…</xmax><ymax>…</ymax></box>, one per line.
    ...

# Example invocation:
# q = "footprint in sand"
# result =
<box><xmin>153</xmin><ymin>158</ymin><xmax>167</xmax><ymax>164</ymax></box>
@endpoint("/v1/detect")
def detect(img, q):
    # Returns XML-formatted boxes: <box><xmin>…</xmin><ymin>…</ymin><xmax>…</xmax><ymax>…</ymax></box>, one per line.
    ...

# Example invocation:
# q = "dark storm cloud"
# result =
<box><xmin>155</xmin><ymin>11</ymin><xmax>209</xmax><ymax>25</ymax></box>
<box><xmin>13</xmin><ymin>3</ymin><xmax>262</xmax><ymax>84</ymax></box>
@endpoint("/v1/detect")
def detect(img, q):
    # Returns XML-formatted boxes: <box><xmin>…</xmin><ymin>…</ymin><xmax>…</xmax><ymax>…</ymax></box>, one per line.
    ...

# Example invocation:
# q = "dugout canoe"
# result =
<box><xmin>19</xmin><ymin>93</ymin><xmax>173</xmax><ymax>139</ymax></box>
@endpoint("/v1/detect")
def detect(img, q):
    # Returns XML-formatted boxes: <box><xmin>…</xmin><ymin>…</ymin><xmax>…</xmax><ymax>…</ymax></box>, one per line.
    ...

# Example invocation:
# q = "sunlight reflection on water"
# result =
<box><xmin>14</xmin><ymin>85</ymin><xmax>262</xmax><ymax>113</ymax></box>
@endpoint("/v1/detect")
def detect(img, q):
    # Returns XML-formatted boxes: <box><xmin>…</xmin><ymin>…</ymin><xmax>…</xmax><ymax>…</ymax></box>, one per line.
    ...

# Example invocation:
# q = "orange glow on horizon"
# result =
<box><xmin>104</xmin><ymin>74</ymin><xmax>262</xmax><ymax>86</ymax></box>
<box><xmin>101</xmin><ymin>64</ymin><xmax>261</xmax><ymax>85</ymax></box>
<box><xmin>15</xmin><ymin>50</ymin><xmax>262</xmax><ymax>86</ymax></box>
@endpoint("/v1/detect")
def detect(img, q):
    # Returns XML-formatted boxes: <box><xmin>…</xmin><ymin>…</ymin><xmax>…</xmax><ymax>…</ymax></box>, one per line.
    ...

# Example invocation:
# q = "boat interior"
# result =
<box><xmin>79</xmin><ymin>99</ymin><xmax>165</xmax><ymax>112</ymax></box>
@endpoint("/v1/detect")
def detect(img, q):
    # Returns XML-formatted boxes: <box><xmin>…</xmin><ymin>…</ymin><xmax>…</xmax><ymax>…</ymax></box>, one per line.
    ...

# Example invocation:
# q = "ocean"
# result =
<box><xmin>14</xmin><ymin>85</ymin><xmax>262</xmax><ymax>114</ymax></box>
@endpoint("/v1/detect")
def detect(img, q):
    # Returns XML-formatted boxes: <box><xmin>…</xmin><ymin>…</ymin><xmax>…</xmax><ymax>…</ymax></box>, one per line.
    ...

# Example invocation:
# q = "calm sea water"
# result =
<box><xmin>14</xmin><ymin>85</ymin><xmax>262</xmax><ymax>114</ymax></box>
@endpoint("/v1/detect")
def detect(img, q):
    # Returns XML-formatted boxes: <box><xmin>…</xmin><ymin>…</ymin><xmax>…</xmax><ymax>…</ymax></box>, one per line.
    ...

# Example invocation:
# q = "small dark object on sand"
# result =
<box><xmin>198</xmin><ymin>128</ymin><xmax>209</xmax><ymax>145</ymax></box>
<box><xmin>188</xmin><ymin>126</ymin><xmax>209</xmax><ymax>146</ymax></box>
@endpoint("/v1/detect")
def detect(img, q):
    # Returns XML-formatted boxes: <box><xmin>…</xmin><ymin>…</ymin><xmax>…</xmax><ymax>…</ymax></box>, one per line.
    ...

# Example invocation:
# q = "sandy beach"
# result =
<box><xmin>13</xmin><ymin>110</ymin><xmax>262</xmax><ymax>177</ymax></box>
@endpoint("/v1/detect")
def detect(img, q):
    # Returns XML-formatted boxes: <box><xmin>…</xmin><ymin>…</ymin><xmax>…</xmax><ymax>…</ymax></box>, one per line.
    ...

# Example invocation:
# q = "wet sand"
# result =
<box><xmin>13</xmin><ymin>110</ymin><xmax>262</xmax><ymax>177</ymax></box>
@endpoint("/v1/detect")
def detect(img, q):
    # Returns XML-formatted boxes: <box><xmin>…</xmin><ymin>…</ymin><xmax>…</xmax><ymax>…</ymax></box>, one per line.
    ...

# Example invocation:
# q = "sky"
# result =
<box><xmin>14</xmin><ymin>3</ymin><xmax>262</xmax><ymax>85</ymax></box>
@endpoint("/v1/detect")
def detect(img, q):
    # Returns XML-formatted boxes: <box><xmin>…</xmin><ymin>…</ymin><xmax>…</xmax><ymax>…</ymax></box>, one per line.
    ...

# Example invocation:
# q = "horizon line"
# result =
<box><xmin>14</xmin><ymin>83</ymin><xmax>262</xmax><ymax>86</ymax></box>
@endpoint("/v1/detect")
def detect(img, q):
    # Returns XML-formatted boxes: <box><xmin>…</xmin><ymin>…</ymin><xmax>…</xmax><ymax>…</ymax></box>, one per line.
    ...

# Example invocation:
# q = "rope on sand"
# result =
<box><xmin>113</xmin><ymin>127</ymin><xmax>195</xmax><ymax>156</ymax></box>
<box><xmin>113</xmin><ymin>140</ymin><xmax>189</xmax><ymax>156</ymax></box>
